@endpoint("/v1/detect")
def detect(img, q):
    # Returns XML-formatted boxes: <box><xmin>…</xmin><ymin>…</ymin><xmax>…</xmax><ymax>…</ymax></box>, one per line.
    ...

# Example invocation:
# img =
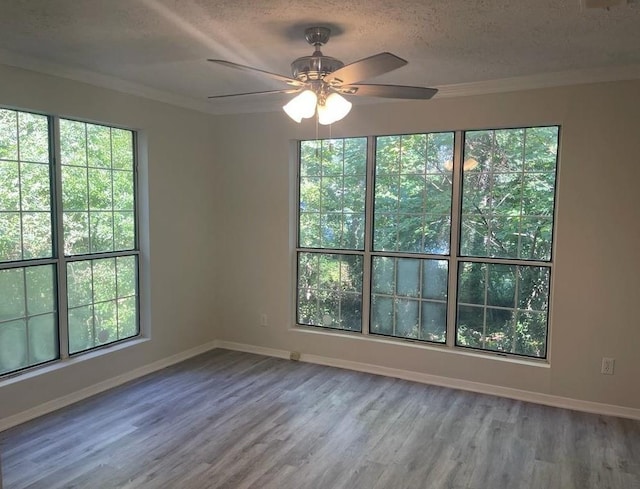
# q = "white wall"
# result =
<box><xmin>0</xmin><ymin>64</ymin><xmax>221</xmax><ymax>420</ymax></box>
<box><xmin>213</xmin><ymin>80</ymin><xmax>640</xmax><ymax>410</ymax></box>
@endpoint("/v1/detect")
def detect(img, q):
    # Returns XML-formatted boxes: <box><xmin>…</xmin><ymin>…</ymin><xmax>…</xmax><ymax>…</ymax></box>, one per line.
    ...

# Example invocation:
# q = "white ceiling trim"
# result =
<box><xmin>2</xmin><ymin>48</ymin><xmax>639</xmax><ymax>116</ymax></box>
<box><xmin>0</xmin><ymin>48</ymin><xmax>210</xmax><ymax>114</ymax></box>
<box><xmin>436</xmin><ymin>64</ymin><xmax>640</xmax><ymax>98</ymax></box>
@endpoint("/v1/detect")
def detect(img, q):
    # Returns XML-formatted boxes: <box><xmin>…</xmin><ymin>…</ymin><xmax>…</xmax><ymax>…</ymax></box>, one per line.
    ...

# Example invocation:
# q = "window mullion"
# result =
<box><xmin>361</xmin><ymin>136</ymin><xmax>376</xmax><ymax>335</ymax></box>
<box><xmin>52</xmin><ymin>116</ymin><xmax>70</xmax><ymax>359</ymax></box>
<box><xmin>446</xmin><ymin>130</ymin><xmax>464</xmax><ymax>348</ymax></box>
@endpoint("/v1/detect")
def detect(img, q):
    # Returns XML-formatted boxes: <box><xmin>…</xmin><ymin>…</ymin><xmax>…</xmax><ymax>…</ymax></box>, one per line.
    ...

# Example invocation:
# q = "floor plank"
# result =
<box><xmin>1</xmin><ymin>349</ymin><xmax>639</xmax><ymax>489</ymax></box>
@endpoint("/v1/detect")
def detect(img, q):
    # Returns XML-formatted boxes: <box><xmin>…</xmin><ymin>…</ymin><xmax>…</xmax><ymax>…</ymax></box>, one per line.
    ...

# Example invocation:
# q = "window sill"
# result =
<box><xmin>0</xmin><ymin>337</ymin><xmax>150</xmax><ymax>388</ymax></box>
<box><xmin>290</xmin><ymin>324</ymin><xmax>550</xmax><ymax>368</ymax></box>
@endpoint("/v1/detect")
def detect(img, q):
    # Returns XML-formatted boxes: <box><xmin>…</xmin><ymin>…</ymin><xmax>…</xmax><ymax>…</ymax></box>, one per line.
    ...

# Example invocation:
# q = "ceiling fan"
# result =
<box><xmin>207</xmin><ymin>26</ymin><xmax>438</xmax><ymax>125</ymax></box>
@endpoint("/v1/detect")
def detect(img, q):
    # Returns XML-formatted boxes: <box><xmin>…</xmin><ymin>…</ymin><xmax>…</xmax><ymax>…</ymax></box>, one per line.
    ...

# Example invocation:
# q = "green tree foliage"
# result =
<box><xmin>457</xmin><ymin>127</ymin><xmax>558</xmax><ymax>357</ymax></box>
<box><xmin>297</xmin><ymin>128</ymin><xmax>558</xmax><ymax>358</ymax></box>
<box><xmin>0</xmin><ymin>111</ymin><xmax>139</xmax><ymax>376</ymax></box>
<box><xmin>297</xmin><ymin>252</ymin><xmax>362</xmax><ymax>331</ymax></box>
<box><xmin>0</xmin><ymin>109</ymin><xmax>56</xmax><ymax>374</ymax></box>
<box><xmin>299</xmin><ymin>138</ymin><xmax>366</xmax><ymax>249</ymax></box>
<box><xmin>67</xmin><ymin>256</ymin><xmax>137</xmax><ymax>354</ymax></box>
<box><xmin>60</xmin><ymin>120</ymin><xmax>138</xmax><ymax>354</ymax></box>
<box><xmin>374</xmin><ymin>133</ymin><xmax>454</xmax><ymax>254</ymax></box>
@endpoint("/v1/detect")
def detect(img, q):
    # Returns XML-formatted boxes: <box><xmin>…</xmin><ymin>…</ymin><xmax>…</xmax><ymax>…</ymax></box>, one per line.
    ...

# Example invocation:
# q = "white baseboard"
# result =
<box><xmin>216</xmin><ymin>340</ymin><xmax>640</xmax><ymax>421</ymax></box>
<box><xmin>3</xmin><ymin>339</ymin><xmax>638</xmax><ymax>433</ymax></box>
<box><xmin>0</xmin><ymin>340</ymin><xmax>219</xmax><ymax>432</ymax></box>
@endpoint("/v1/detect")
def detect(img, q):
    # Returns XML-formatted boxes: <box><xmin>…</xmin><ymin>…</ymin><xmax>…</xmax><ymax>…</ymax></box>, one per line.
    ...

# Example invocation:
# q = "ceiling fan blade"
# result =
<box><xmin>207</xmin><ymin>59</ymin><xmax>304</xmax><ymax>87</ymax></box>
<box><xmin>338</xmin><ymin>84</ymin><xmax>438</xmax><ymax>100</ymax></box>
<box><xmin>324</xmin><ymin>52</ymin><xmax>407</xmax><ymax>86</ymax></box>
<box><xmin>208</xmin><ymin>88</ymin><xmax>301</xmax><ymax>99</ymax></box>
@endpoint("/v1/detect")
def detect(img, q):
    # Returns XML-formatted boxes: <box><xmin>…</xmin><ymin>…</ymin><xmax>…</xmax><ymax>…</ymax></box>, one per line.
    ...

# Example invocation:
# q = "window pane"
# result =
<box><xmin>87</xmin><ymin>124</ymin><xmax>111</xmax><ymax>168</ymax></box>
<box><xmin>59</xmin><ymin>119</ymin><xmax>87</xmax><ymax>166</ymax></box>
<box><xmin>0</xmin><ymin>109</ymin><xmax>18</xmax><ymax>160</ymax></box>
<box><xmin>61</xmin><ymin>120</ymin><xmax>135</xmax><ymax>255</ymax></box>
<box><xmin>68</xmin><ymin>305</ymin><xmax>94</xmax><ymax>354</ymax></box>
<box><xmin>397</xmin><ymin>258</ymin><xmax>420</xmax><ymax>297</ymax></box>
<box><xmin>0</xmin><ymin>111</ymin><xmax>140</xmax><ymax>375</ymax></box>
<box><xmin>22</xmin><ymin>212</ymin><xmax>52</xmax><ymax>259</ymax></box>
<box><xmin>94</xmin><ymin>300</ymin><xmax>117</xmax><ymax>345</ymax></box>
<box><xmin>63</xmin><ymin>211</ymin><xmax>90</xmax><ymax>255</ymax></box>
<box><xmin>62</xmin><ymin>166</ymin><xmax>89</xmax><ymax>210</ymax></box>
<box><xmin>117</xmin><ymin>256</ymin><xmax>137</xmax><ymax>298</ymax></box>
<box><xmin>0</xmin><ymin>265</ymin><xmax>57</xmax><ymax>375</ymax></box>
<box><xmin>114</xmin><ymin>211</ymin><xmax>135</xmax><ymax>250</ymax></box>
<box><xmin>0</xmin><ymin>161</ymin><xmax>20</xmax><ymax>210</ymax></box>
<box><xmin>456</xmin><ymin>261</ymin><xmax>550</xmax><ymax>358</ymax></box>
<box><xmin>374</xmin><ymin>133</ymin><xmax>453</xmax><ymax>254</ymax></box>
<box><xmin>18</xmin><ymin>112</ymin><xmax>49</xmax><ymax>163</ymax></box>
<box><xmin>21</xmin><ymin>162</ymin><xmax>51</xmax><ymax>211</ymax></box>
<box><xmin>93</xmin><ymin>258</ymin><xmax>116</xmax><ymax>302</ymax></box>
<box><xmin>395</xmin><ymin>298</ymin><xmax>419</xmax><ymax>339</ymax></box>
<box><xmin>88</xmin><ymin>168</ymin><xmax>113</xmax><ymax>210</ymax></box>
<box><xmin>422</xmin><ymin>259</ymin><xmax>448</xmax><ymax>300</ymax></box>
<box><xmin>298</xmin><ymin>139</ymin><xmax>366</xmax><ymax>250</ymax></box>
<box><xmin>296</xmin><ymin>252</ymin><xmax>363</xmax><ymax>331</ymax></box>
<box><xmin>90</xmin><ymin>211</ymin><xmax>114</xmax><ymax>253</ymax></box>
<box><xmin>67</xmin><ymin>260</ymin><xmax>93</xmax><ymax>308</ymax></box>
<box><xmin>0</xmin><ymin>109</ymin><xmax>52</xmax><ymax>263</ymax></box>
<box><xmin>421</xmin><ymin>302</ymin><xmax>446</xmax><ymax>342</ymax></box>
<box><xmin>67</xmin><ymin>256</ymin><xmax>139</xmax><ymax>354</ymax></box>
<box><xmin>117</xmin><ymin>296</ymin><xmax>138</xmax><ymax>338</ymax></box>
<box><xmin>371</xmin><ymin>257</ymin><xmax>447</xmax><ymax>344</ymax></box>
<box><xmin>372</xmin><ymin>256</ymin><xmax>394</xmax><ymax>295</ymax></box>
<box><xmin>371</xmin><ymin>295</ymin><xmax>393</xmax><ymax>336</ymax></box>
<box><xmin>0</xmin><ymin>319</ymin><xmax>28</xmax><ymax>374</ymax></box>
<box><xmin>460</xmin><ymin>127</ymin><xmax>558</xmax><ymax>261</ymax></box>
<box><xmin>112</xmin><ymin>129</ymin><xmax>134</xmax><ymax>170</ymax></box>
<box><xmin>26</xmin><ymin>265</ymin><xmax>55</xmax><ymax>315</ymax></box>
<box><xmin>0</xmin><ymin>212</ymin><xmax>22</xmax><ymax>262</ymax></box>
<box><xmin>0</xmin><ymin>267</ymin><xmax>25</xmax><ymax>321</ymax></box>
<box><xmin>113</xmin><ymin>170</ymin><xmax>134</xmax><ymax>210</ymax></box>
<box><xmin>28</xmin><ymin>313</ymin><xmax>57</xmax><ymax>364</ymax></box>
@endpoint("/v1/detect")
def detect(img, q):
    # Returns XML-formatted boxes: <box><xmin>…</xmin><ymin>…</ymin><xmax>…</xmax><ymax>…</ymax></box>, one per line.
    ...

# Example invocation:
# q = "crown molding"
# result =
<box><xmin>435</xmin><ymin>64</ymin><xmax>640</xmax><ymax>98</ymax></box>
<box><xmin>1</xmin><ymin>49</ymin><xmax>639</xmax><ymax>115</ymax></box>
<box><xmin>0</xmin><ymin>48</ymin><xmax>218</xmax><ymax>115</ymax></box>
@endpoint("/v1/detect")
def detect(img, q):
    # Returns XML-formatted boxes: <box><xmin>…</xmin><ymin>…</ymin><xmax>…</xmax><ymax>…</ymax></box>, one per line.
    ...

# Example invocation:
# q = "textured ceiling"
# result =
<box><xmin>1</xmin><ymin>0</ymin><xmax>639</xmax><ymax>113</ymax></box>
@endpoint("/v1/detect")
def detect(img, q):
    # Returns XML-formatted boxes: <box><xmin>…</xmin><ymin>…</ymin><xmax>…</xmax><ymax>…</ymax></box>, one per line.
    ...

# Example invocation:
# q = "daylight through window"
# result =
<box><xmin>0</xmin><ymin>107</ymin><xmax>140</xmax><ymax>376</ymax></box>
<box><xmin>296</xmin><ymin>127</ymin><xmax>559</xmax><ymax>359</ymax></box>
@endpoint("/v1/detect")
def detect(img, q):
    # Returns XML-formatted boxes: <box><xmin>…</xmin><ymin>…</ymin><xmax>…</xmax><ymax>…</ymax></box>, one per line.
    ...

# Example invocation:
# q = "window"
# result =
<box><xmin>0</xmin><ymin>107</ymin><xmax>139</xmax><ymax>377</ymax></box>
<box><xmin>296</xmin><ymin>127</ymin><xmax>558</xmax><ymax>359</ymax></box>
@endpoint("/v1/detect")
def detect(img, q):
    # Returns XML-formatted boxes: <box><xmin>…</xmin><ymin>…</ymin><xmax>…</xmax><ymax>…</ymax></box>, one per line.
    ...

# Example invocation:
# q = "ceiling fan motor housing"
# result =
<box><xmin>291</xmin><ymin>54</ymin><xmax>344</xmax><ymax>82</ymax></box>
<box><xmin>291</xmin><ymin>26</ymin><xmax>345</xmax><ymax>82</ymax></box>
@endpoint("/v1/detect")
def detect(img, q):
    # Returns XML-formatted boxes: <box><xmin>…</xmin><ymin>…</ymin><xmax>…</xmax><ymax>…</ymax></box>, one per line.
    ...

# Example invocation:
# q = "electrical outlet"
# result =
<box><xmin>601</xmin><ymin>357</ymin><xmax>615</xmax><ymax>375</ymax></box>
<box><xmin>259</xmin><ymin>313</ymin><xmax>268</xmax><ymax>327</ymax></box>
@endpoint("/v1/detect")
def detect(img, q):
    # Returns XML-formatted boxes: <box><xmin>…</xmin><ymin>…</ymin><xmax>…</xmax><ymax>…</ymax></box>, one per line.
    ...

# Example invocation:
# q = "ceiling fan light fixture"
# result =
<box><xmin>209</xmin><ymin>27</ymin><xmax>437</xmax><ymax>125</ymax></box>
<box><xmin>283</xmin><ymin>89</ymin><xmax>318</xmax><ymax>123</ymax></box>
<box><xmin>317</xmin><ymin>93</ymin><xmax>352</xmax><ymax>125</ymax></box>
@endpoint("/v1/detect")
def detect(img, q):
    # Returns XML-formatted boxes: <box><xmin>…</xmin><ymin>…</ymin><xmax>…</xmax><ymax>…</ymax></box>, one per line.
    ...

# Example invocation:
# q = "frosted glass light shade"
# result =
<box><xmin>317</xmin><ymin>93</ymin><xmax>352</xmax><ymax>125</ymax></box>
<box><xmin>283</xmin><ymin>90</ymin><xmax>318</xmax><ymax>123</ymax></box>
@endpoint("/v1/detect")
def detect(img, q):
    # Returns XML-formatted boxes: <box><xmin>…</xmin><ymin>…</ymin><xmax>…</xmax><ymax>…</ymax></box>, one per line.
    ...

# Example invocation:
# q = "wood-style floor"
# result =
<box><xmin>1</xmin><ymin>349</ymin><xmax>639</xmax><ymax>489</ymax></box>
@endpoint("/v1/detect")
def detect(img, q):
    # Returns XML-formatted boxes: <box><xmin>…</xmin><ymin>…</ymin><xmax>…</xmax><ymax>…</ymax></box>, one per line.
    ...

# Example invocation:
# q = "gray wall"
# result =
<box><xmin>1</xmin><ymin>63</ymin><xmax>639</xmax><ymax>425</ymax></box>
<box><xmin>0</xmin><ymin>64</ymin><xmax>221</xmax><ymax>420</ymax></box>
<box><xmin>213</xmin><ymin>80</ymin><xmax>640</xmax><ymax>410</ymax></box>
